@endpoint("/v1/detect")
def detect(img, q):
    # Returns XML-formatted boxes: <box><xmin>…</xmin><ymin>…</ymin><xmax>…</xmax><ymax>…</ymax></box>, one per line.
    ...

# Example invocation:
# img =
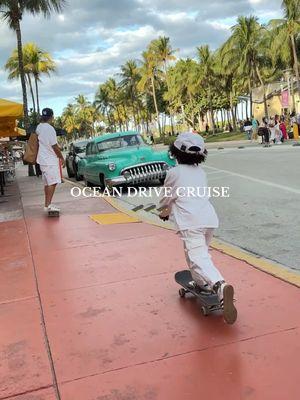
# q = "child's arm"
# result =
<box><xmin>158</xmin><ymin>169</ymin><xmax>177</xmax><ymax>219</ymax></box>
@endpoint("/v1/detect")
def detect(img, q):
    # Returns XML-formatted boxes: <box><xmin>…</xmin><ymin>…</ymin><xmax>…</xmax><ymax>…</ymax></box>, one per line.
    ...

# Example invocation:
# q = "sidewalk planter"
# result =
<box><xmin>78</xmin><ymin>131</ymin><xmax>176</xmax><ymax>188</ymax></box>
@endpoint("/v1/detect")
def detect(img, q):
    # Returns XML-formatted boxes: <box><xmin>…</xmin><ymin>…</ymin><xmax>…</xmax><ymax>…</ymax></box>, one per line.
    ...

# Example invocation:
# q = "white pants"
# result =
<box><xmin>178</xmin><ymin>228</ymin><xmax>224</xmax><ymax>288</ymax></box>
<box><xmin>40</xmin><ymin>164</ymin><xmax>61</xmax><ymax>186</ymax></box>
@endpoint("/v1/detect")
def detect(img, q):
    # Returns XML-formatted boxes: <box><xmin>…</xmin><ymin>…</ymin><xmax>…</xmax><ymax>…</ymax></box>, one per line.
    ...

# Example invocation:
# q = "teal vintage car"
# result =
<box><xmin>78</xmin><ymin>131</ymin><xmax>176</xmax><ymax>188</ymax></box>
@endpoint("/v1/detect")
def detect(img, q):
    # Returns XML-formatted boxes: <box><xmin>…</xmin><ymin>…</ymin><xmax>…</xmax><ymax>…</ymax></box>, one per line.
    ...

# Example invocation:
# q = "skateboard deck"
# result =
<box><xmin>175</xmin><ymin>270</ymin><xmax>222</xmax><ymax>316</ymax></box>
<box><xmin>48</xmin><ymin>210</ymin><xmax>60</xmax><ymax>217</ymax></box>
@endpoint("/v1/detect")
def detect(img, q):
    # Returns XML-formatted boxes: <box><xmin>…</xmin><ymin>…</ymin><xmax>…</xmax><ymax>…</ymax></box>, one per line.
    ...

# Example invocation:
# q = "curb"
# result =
<box><xmin>64</xmin><ymin>178</ymin><xmax>300</xmax><ymax>288</ymax></box>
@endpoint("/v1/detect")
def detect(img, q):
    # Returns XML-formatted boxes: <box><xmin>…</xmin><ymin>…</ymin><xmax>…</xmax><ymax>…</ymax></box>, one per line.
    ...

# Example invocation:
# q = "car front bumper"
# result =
<box><xmin>105</xmin><ymin>162</ymin><xmax>171</xmax><ymax>187</ymax></box>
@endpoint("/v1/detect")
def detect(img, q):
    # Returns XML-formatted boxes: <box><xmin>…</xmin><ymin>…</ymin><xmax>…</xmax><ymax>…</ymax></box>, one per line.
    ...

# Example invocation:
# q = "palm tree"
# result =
<box><xmin>138</xmin><ymin>49</ymin><xmax>162</xmax><ymax>136</ymax></box>
<box><xmin>5</xmin><ymin>43</ymin><xmax>56</xmax><ymax>114</ymax></box>
<box><xmin>62</xmin><ymin>103</ymin><xmax>79</xmax><ymax>136</ymax></box>
<box><xmin>95</xmin><ymin>84</ymin><xmax>117</xmax><ymax>131</ymax></box>
<box><xmin>269</xmin><ymin>0</ymin><xmax>300</xmax><ymax>101</ymax></box>
<box><xmin>5</xmin><ymin>47</ymin><xmax>37</xmax><ymax>112</ymax></box>
<box><xmin>30</xmin><ymin>43</ymin><xmax>56</xmax><ymax>114</ymax></box>
<box><xmin>198</xmin><ymin>45</ymin><xmax>217</xmax><ymax>133</ymax></box>
<box><xmin>74</xmin><ymin>95</ymin><xmax>97</xmax><ymax>136</ymax></box>
<box><xmin>150</xmin><ymin>36</ymin><xmax>177</xmax><ymax>132</ymax></box>
<box><xmin>0</xmin><ymin>0</ymin><xmax>66</xmax><ymax>128</ymax></box>
<box><xmin>119</xmin><ymin>60</ymin><xmax>140</xmax><ymax>130</ymax></box>
<box><xmin>165</xmin><ymin>59</ymin><xmax>199</xmax><ymax>129</ymax></box>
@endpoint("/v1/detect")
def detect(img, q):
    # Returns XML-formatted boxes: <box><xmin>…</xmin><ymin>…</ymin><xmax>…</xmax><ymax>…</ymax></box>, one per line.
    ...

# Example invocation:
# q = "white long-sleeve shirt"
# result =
<box><xmin>159</xmin><ymin>164</ymin><xmax>219</xmax><ymax>231</ymax></box>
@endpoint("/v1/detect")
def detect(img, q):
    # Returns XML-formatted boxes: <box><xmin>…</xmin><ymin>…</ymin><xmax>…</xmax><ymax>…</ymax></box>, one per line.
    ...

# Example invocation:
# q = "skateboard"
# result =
<box><xmin>48</xmin><ymin>210</ymin><xmax>60</xmax><ymax>217</ymax></box>
<box><xmin>175</xmin><ymin>270</ymin><xmax>223</xmax><ymax>316</ymax></box>
<box><xmin>131</xmin><ymin>204</ymin><xmax>170</xmax><ymax>220</ymax></box>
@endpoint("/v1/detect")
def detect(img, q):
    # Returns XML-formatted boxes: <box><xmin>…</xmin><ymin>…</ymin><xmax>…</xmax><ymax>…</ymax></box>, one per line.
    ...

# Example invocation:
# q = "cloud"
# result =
<box><xmin>0</xmin><ymin>0</ymin><xmax>282</xmax><ymax>114</ymax></box>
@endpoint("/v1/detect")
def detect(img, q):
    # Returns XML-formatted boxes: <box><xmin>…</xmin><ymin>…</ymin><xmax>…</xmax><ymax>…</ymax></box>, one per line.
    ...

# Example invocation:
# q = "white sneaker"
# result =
<box><xmin>48</xmin><ymin>204</ymin><xmax>60</xmax><ymax>212</ymax></box>
<box><xmin>219</xmin><ymin>283</ymin><xmax>237</xmax><ymax>325</ymax></box>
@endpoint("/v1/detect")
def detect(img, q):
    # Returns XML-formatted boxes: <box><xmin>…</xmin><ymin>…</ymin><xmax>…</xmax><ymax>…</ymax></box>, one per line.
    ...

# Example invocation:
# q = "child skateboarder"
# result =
<box><xmin>159</xmin><ymin>132</ymin><xmax>237</xmax><ymax>324</ymax></box>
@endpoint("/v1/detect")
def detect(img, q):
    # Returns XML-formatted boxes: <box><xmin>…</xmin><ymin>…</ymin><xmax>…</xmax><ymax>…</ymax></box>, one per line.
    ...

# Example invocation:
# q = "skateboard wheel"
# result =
<box><xmin>201</xmin><ymin>306</ymin><xmax>209</xmax><ymax>316</ymax></box>
<box><xmin>179</xmin><ymin>288</ymin><xmax>186</xmax><ymax>298</ymax></box>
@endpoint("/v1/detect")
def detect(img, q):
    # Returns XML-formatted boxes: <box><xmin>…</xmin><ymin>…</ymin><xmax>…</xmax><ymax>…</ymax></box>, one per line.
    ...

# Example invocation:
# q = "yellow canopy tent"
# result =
<box><xmin>0</xmin><ymin>98</ymin><xmax>25</xmax><ymax>137</ymax></box>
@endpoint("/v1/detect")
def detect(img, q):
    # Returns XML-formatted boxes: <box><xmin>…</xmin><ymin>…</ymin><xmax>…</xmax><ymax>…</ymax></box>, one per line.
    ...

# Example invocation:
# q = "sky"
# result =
<box><xmin>0</xmin><ymin>0</ymin><xmax>282</xmax><ymax>116</ymax></box>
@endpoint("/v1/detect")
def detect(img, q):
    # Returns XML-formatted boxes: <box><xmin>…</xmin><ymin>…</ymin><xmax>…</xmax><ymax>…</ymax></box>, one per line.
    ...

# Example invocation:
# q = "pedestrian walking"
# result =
<box><xmin>158</xmin><ymin>132</ymin><xmax>237</xmax><ymax>324</ymax></box>
<box><xmin>260</xmin><ymin>119</ymin><xmax>271</xmax><ymax>147</ymax></box>
<box><xmin>243</xmin><ymin>118</ymin><xmax>252</xmax><ymax>140</ymax></box>
<box><xmin>36</xmin><ymin>108</ymin><xmax>65</xmax><ymax>214</ymax></box>
<box><xmin>268</xmin><ymin>117</ymin><xmax>276</xmax><ymax>143</ymax></box>
<box><xmin>251</xmin><ymin>116</ymin><xmax>259</xmax><ymax>141</ymax></box>
<box><xmin>279</xmin><ymin>117</ymin><xmax>288</xmax><ymax>142</ymax></box>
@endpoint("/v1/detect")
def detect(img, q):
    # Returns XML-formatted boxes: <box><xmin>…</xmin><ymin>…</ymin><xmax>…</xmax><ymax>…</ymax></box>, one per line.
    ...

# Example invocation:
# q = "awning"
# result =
<box><xmin>0</xmin><ymin>98</ymin><xmax>24</xmax><ymax>137</ymax></box>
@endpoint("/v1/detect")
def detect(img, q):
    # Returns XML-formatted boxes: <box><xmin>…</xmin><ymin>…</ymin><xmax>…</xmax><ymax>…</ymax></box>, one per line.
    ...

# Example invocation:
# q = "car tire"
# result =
<box><xmin>84</xmin><ymin>176</ymin><xmax>93</xmax><ymax>188</ymax></box>
<box><xmin>99</xmin><ymin>174</ymin><xmax>106</xmax><ymax>191</ymax></box>
<box><xmin>74</xmin><ymin>165</ymin><xmax>83</xmax><ymax>181</ymax></box>
<box><xmin>159</xmin><ymin>177</ymin><xmax>165</xmax><ymax>185</ymax></box>
<box><xmin>67</xmin><ymin>164</ymin><xmax>75</xmax><ymax>178</ymax></box>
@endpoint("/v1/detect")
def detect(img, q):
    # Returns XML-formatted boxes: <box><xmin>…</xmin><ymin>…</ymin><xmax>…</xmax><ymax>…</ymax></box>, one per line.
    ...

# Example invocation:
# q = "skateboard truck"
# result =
<box><xmin>48</xmin><ymin>210</ymin><xmax>60</xmax><ymax>217</ymax></box>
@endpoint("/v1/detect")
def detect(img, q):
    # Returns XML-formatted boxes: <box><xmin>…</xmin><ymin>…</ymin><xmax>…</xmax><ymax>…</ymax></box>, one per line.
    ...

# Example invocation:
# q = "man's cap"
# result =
<box><xmin>174</xmin><ymin>132</ymin><xmax>206</xmax><ymax>154</ymax></box>
<box><xmin>41</xmin><ymin>108</ymin><xmax>54</xmax><ymax>117</ymax></box>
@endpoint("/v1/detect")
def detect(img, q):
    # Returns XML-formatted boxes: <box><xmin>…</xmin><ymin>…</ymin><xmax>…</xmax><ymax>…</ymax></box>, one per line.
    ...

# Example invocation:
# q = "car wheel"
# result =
<box><xmin>84</xmin><ymin>176</ymin><xmax>93</xmax><ymax>187</ymax></box>
<box><xmin>74</xmin><ymin>165</ymin><xmax>83</xmax><ymax>181</ymax></box>
<box><xmin>99</xmin><ymin>174</ymin><xmax>106</xmax><ymax>191</ymax></box>
<box><xmin>159</xmin><ymin>177</ymin><xmax>165</xmax><ymax>185</ymax></box>
<box><xmin>66</xmin><ymin>164</ymin><xmax>75</xmax><ymax>178</ymax></box>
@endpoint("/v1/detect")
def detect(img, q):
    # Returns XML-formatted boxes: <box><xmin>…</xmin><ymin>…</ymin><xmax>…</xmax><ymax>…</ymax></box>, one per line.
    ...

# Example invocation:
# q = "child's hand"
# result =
<box><xmin>159</xmin><ymin>207</ymin><xmax>170</xmax><ymax>221</ymax></box>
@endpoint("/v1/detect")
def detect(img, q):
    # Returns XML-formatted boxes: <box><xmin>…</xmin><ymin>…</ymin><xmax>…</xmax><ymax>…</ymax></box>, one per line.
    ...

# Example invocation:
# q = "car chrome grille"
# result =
<box><xmin>121</xmin><ymin>162</ymin><xmax>169</xmax><ymax>184</ymax></box>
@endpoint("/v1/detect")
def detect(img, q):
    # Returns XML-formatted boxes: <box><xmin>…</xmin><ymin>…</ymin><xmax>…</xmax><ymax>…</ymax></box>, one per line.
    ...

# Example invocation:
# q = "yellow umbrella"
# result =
<box><xmin>0</xmin><ymin>98</ymin><xmax>24</xmax><ymax>137</ymax></box>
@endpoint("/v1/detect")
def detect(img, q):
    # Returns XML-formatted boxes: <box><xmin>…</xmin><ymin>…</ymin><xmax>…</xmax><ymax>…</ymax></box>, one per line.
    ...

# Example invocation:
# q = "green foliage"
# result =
<box><xmin>61</xmin><ymin>95</ymin><xmax>102</xmax><ymax>139</ymax></box>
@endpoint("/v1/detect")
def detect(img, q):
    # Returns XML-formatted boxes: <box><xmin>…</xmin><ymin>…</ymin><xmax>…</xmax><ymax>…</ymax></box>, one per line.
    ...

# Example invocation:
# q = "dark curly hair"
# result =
<box><xmin>169</xmin><ymin>144</ymin><xmax>207</xmax><ymax>165</ymax></box>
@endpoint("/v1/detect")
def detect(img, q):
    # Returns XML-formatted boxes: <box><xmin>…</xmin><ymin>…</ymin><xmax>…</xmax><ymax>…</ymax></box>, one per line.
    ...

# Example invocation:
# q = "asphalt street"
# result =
<box><xmin>98</xmin><ymin>144</ymin><xmax>300</xmax><ymax>271</ymax></box>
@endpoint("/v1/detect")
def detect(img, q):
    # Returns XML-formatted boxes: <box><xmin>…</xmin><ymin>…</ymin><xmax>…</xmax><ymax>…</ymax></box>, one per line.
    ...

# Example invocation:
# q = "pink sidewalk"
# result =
<box><xmin>0</xmin><ymin>169</ymin><xmax>300</xmax><ymax>400</ymax></box>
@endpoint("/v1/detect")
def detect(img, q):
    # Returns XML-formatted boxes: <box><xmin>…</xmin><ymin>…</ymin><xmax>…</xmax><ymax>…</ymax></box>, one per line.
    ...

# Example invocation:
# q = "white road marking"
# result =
<box><xmin>206</xmin><ymin>170</ymin><xmax>227</xmax><ymax>175</ymax></box>
<box><xmin>203</xmin><ymin>165</ymin><xmax>300</xmax><ymax>195</ymax></box>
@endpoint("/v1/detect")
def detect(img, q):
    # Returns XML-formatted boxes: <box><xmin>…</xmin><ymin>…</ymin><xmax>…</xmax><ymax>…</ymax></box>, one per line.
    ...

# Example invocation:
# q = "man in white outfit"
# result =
<box><xmin>159</xmin><ymin>132</ymin><xmax>237</xmax><ymax>324</ymax></box>
<box><xmin>36</xmin><ymin>108</ymin><xmax>65</xmax><ymax>214</ymax></box>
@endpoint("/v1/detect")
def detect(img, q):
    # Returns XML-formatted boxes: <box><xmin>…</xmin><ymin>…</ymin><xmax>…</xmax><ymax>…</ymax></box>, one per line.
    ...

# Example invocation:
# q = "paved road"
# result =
<box><xmin>65</xmin><ymin>143</ymin><xmax>300</xmax><ymax>270</ymax></box>
<box><xmin>91</xmin><ymin>144</ymin><xmax>300</xmax><ymax>271</ymax></box>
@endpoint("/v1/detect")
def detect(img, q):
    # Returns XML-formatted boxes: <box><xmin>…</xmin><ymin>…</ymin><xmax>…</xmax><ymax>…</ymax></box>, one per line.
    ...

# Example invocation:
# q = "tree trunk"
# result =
<box><xmin>122</xmin><ymin>105</ymin><xmax>129</xmax><ymax>130</ymax></box>
<box><xmin>116</xmin><ymin>107</ymin><xmax>122</xmax><ymax>131</ymax></box>
<box><xmin>235</xmin><ymin>104</ymin><xmax>238</xmax><ymax>121</ymax></box>
<box><xmin>151</xmin><ymin>76</ymin><xmax>162</xmax><ymax>136</ymax></box>
<box><xmin>256</xmin><ymin>67</ymin><xmax>268</xmax><ymax>118</ymax></box>
<box><xmin>227</xmin><ymin>109</ymin><xmax>231</xmax><ymax>124</ymax></box>
<box><xmin>15</xmin><ymin>19</ymin><xmax>36</xmax><ymax>176</ymax></box>
<box><xmin>170</xmin><ymin>114</ymin><xmax>175</xmax><ymax>134</ymax></box>
<box><xmin>207</xmin><ymin>87</ymin><xmax>215</xmax><ymax>134</ymax></box>
<box><xmin>27</xmin><ymin>74</ymin><xmax>36</xmax><ymax>113</ymax></box>
<box><xmin>34</xmin><ymin>75</ymin><xmax>40</xmax><ymax>115</ymax></box>
<box><xmin>290</xmin><ymin>33</ymin><xmax>300</xmax><ymax>107</ymax></box>
<box><xmin>130</xmin><ymin>89</ymin><xmax>138</xmax><ymax>130</ymax></box>
<box><xmin>248</xmin><ymin>79</ymin><xmax>252</xmax><ymax>119</ymax></box>
<box><xmin>220</xmin><ymin>109</ymin><xmax>224</xmax><ymax>129</ymax></box>
<box><xmin>15</xmin><ymin>19</ymin><xmax>28</xmax><ymax>126</ymax></box>
<box><xmin>229</xmin><ymin>91</ymin><xmax>237</xmax><ymax>131</ymax></box>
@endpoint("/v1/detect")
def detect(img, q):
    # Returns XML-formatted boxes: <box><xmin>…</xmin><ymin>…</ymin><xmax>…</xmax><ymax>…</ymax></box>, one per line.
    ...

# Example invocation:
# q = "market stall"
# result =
<box><xmin>0</xmin><ymin>99</ymin><xmax>24</xmax><ymax>196</ymax></box>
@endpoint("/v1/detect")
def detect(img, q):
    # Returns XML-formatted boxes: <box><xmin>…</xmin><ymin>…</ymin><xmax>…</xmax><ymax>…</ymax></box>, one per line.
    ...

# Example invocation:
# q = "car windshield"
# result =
<box><xmin>74</xmin><ymin>141</ymin><xmax>88</xmax><ymax>154</ymax></box>
<box><xmin>97</xmin><ymin>135</ymin><xmax>145</xmax><ymax>152</ymax></box>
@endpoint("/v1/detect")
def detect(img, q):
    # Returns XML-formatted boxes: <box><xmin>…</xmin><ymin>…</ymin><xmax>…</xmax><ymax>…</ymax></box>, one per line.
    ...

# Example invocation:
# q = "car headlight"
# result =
<box><xmin>108</xmin><ymin>162</ymin><xmax>116</xmax><ymax>171</ymax></box>
<box><xmin>168</xmin><ymin>151</ymin><xmax>175</xmax><ymax>160</ymax></box>
<box><xmin>123</xmin><ymin>171</ymin><xmax>131</xmax><ymax>179</ymax></box>
<box><xmin>162</xmin><ymin>163</ymin><xmax>169</xmax><ymax>171</ymax></box>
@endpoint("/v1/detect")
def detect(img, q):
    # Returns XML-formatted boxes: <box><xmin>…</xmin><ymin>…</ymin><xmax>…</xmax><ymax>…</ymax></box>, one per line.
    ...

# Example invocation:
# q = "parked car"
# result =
<box><xmin>66</xmin><ymin>140</ymin><xmax>89</xmax><ymax>180</ymax></box>
<box><xmin>78</xmin><ymin>131</ymin><xmax>176</xmax><ymax>188</ymax></box>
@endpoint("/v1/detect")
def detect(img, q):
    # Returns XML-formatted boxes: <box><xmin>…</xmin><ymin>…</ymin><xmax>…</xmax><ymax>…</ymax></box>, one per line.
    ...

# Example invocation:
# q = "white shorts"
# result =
<box><xmin>40</xmin><ymin>164</ymin><xmax>61</xmax><ymax>186</ymax></box>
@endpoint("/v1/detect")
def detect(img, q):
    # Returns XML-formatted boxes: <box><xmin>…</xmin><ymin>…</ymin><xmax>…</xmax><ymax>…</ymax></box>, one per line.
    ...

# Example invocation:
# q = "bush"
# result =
<box><xmin>163</xmin><ymin>136</ymin><xmax>176</xmax><ymax>146</ymax></box>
